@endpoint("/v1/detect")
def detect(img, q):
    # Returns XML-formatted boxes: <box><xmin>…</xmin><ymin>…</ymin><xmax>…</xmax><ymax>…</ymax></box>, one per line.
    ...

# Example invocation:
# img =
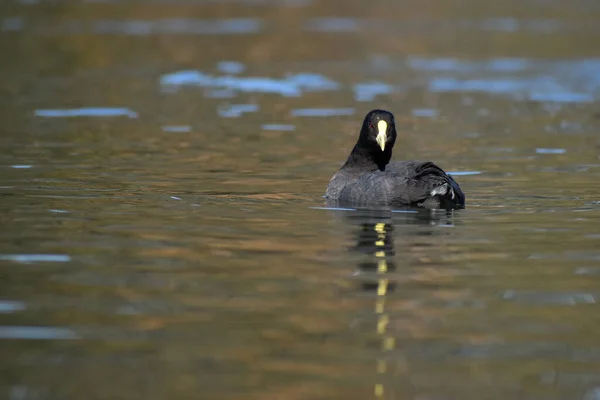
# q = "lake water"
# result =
<box><xmin>1</xmin><ymin>1</ymin><xmax>600</xmax><ymax>399</ymax></box>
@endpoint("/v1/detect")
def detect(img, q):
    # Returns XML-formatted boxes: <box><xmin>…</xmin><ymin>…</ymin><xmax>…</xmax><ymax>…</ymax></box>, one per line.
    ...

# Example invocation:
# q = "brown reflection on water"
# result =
<box><xmin>2</xmin><ymin>0</ymin><xmax>600</xmax><ymax>399</ymax></box>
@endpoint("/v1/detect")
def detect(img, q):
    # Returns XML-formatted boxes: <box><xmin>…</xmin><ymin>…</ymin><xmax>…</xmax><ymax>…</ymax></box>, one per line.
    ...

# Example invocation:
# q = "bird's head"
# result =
<box><xmin>359</xmin><ymin>109</ymin><xmax>397</xmax><ymax>154</ymax></box>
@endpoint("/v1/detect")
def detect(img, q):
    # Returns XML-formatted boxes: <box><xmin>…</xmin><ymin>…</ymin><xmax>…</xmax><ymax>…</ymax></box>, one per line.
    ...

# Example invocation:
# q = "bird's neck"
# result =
<box><xmin>345</xmin><ymin>143</ymin><xmax>391</xmax><ymax>171</ymax></box>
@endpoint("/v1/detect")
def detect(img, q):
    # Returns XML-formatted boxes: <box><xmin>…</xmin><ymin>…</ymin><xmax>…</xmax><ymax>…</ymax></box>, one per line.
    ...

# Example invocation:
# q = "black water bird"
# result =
<box><xmin>325</xmin><ymin>109</ymin><xmax>465</xmax><ymax>209</ymax></box>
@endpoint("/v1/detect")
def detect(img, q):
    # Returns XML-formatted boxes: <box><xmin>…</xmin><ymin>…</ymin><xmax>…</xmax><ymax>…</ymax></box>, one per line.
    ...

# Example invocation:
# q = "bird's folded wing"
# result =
<box><xmin>339</xmin><ymin>168</ymin><xmax>451</xmax><ymax>206</ymax></box>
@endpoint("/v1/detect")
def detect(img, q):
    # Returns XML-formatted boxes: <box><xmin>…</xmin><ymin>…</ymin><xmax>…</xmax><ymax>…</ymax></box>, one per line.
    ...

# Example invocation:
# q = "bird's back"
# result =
<box><xmin>326</xmin><ymin>160</ymin><xmax>464</xmax><ymax>209</ymax></box>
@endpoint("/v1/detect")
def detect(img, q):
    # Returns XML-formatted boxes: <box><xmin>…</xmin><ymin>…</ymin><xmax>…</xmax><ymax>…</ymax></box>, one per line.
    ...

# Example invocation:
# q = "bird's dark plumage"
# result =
<box><xmin>325</xmin><ymin>109</ymin><xmax>465</xmax><ymax>209</ymax></box>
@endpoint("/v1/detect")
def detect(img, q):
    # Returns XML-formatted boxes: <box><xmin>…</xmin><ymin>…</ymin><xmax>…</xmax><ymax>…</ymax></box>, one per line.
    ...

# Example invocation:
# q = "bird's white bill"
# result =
<box><xmin>376</xmin><ymin>120</ymin><xmax>387</xmax><ymax>151</ymax></box>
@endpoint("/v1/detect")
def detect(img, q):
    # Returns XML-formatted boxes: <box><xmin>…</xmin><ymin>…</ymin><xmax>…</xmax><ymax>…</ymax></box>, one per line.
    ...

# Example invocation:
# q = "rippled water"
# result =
<box><xmin>2</xmin><ymin>0</ymin><xmax>600</xmax><ymax>399</ymax></box>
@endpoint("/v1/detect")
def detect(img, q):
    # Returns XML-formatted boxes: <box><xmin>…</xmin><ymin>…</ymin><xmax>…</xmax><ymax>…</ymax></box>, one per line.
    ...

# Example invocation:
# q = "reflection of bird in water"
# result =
<box><xmin>347</xmin><ymin>216</ymin><xmax>397</xmax><ymax>294</ymax></box>
<box><xmin>325</xmin><ymin>109</ymin><xmax>465</xmax><ymax>210</ymax></box>
<box><xmin>345</xmin><ymin>208</ymin><xmax>458</xmax><ymax>293</ymax></box>
<box><xmin>340</xmin><ymin>208</ymin><xmax>460</xmax><ymax>398</ymax></box>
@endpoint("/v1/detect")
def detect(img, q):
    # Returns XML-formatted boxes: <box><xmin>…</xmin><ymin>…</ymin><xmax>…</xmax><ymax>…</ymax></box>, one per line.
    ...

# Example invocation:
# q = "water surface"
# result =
<box><xmin>2</xmin><ymin>0</ymin><xmax>600</xmax><ymax>399</ymax></box>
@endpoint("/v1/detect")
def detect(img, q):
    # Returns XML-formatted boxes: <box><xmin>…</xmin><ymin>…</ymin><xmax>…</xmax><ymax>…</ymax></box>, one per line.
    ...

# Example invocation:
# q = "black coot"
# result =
<box><xmin>324</xmin><ymin>109</ymin><xmax>465</xmax><ymax>209</ymax></box>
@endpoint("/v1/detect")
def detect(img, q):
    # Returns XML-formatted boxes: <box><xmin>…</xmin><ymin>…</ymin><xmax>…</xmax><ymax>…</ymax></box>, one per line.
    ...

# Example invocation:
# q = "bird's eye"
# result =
<box><xmin>369</xmin><ymin>124</ymin><xmax>373</xmax><ymax>128</ymax></box>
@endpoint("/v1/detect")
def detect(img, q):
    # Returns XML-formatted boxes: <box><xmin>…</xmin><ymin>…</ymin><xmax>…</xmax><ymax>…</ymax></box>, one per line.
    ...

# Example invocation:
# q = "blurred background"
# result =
<box><xmin>1</xmin><ymin>0</ymin><xmax>600</xmax><ymax>399</ymax></box>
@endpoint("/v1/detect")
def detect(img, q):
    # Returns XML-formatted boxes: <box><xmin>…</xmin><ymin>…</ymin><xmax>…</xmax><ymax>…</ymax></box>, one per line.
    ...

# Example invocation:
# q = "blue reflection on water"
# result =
<box><xmin>217</xmin><ymin>61</ymin><xmax>245</xmax><ymax>74</ymax></box>
<box><xmin>529</xmin><ymin>92</ymin><xmax>593</xmax><ymax>103</ymax></box>
<box><xmin>0</xmin><ymin>254</ymin><xmax>71</xmax><ymax>262</ymax></box>
<box><xmin>205</xmin><ymin>89</ymin><xmax>237</xmax><ymax>98</ymax></box>
<box><xmin>465</xmin><ymin>18</ymin><xmax>562</xmax><ymax>33</ymax></box>
<box><xmin>1</xmin><ymin>17</ymin><xmax>23</xmax><ymax>32</ymax></box>
<box><xmin>161</xmin><ymin>70</ymin><xmax>339</xmax><ymax>96</ymax></box>
<box><xmin>448</xmin><ymin>171</ymin><xmax>482</xmax><ymax>176</ymax></box>
<box><xmin>261</xmin><ymin>124</ymin><xmax>295</xmax><ymax>131</ymax></box>
<box><xmin>353</xmin><ymin>82</ymin><xmax>394</xmax><ymax>102</ymax></box>
<box><xmin>93</xmin><ymin>18</ymin><xmax>262</xmax><ymax>35</ymax></box>
<box><xmin>218</xmin><ymin>104</ymin><xmax>259</xmax><ymax>118</ymax></box>
<box><xmin>408</xmin><ymin>56</ymin><xmax>531</xmax><ymax>72</ymax></box>
<box><xmin>304</xmin><ymin>17</ymin><xmax>566</xmax><ymax>35</ymax></box>
<box><xmin>163</xmin><ymin>57</ymin><xmax>599</xmax><ymax>105</ymax></box>
<box><xmin>310</xmin><ymin>206</ymin><xmax>357</xmax><ymax>211</ymax></box>
<box><xmin>411</xmin><ymin>57</ymin><xmax>600</xmax><ymax>103</ymax></box>
<box><xmin>0</xmin><ymin>301</ymin><xmax>26</xmax><ymax>314</ymax></box>
<box><xmin>291</xmin><ymin>108</ymin><xmax>355</xmax><ymax>117</ymax></box>
<box><xmin>429</xmin><ymin>77</ymin><xmax>594</xmax><ymax>103</ymax></box>
<box><xmin>502</xmin><ymin>290</ymin><xmax>596</xmax><ymax>305</ymax></box>
<box><xmin>0</xmin><ymin>326</ymin><xmax>78</xmax><ymax>340</ymax></box>
<box><xmin>412</xmin><ymin>108</ymin><xmax>438</xmax><ymax>117</ymax></box>
<box><xmin>536</xmin><ymin>148</ymin><xmax>567</xmax><ymax>154</ymax></box>
<box><xmin>162</xmin><ymin>125</ymin><xmax>191</xmax><ymax>133</ymax></box>
<box><xmin>430</xmin><ymin>77</ymin><xmax>534</xmax><ymax>94</ymax></box>
<box><xmin>304</xmin><ymin>17</ymin><xmax>359</xmax><ymax>32</ymax></box>
<box><xmin>35</xmin><ymin>107</ymin><xmax>138</xmax><ymax>118</ymax></box>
